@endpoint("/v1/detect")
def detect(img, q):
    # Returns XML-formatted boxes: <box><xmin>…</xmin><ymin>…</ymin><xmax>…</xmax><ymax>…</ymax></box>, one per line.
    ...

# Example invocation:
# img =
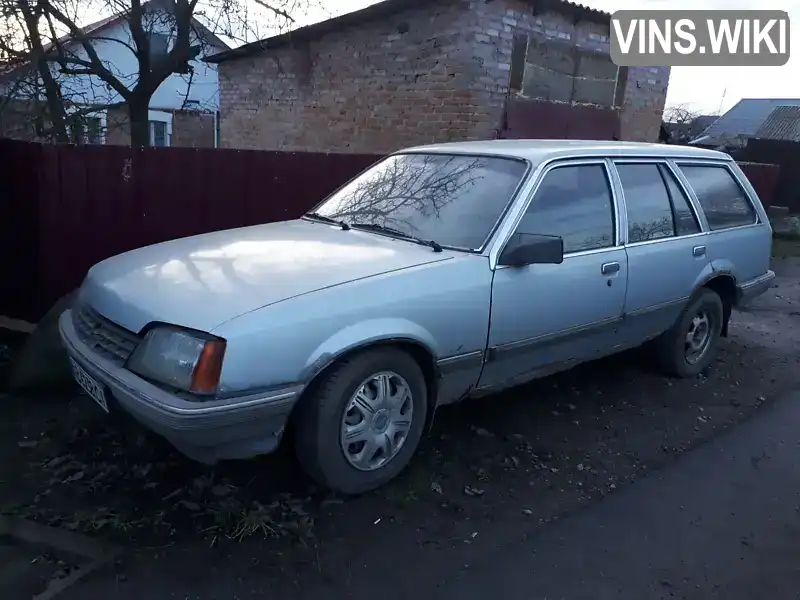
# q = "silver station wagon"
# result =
<box><xmin>59</xmin><ymin>140</ymin><xmax>775</xmax><ymax>494</ymax></box>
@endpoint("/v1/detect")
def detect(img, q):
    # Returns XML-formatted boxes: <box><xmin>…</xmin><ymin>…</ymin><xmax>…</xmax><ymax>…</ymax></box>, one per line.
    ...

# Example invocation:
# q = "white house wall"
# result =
<box><xmin>52</xmin><ymin>16</ymin><xmax>220</xmax><ymax>112</ymax></box>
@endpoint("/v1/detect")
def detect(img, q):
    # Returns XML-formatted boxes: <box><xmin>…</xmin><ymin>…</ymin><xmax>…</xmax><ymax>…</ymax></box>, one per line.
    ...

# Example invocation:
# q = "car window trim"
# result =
<box><xmin>673</xmin><ymin>160</ymin><xmax>761</xmax><ymax>232</ymax></box>
<box><xmin>656</xmin><ymin>164</ymin><xmax>690</xmax><ymax>236</ymax></box>
<box><xmin>490</xmin><ymin>158</ymin><xmax>622</xmax><ymax>269</ymax></box>
<box><xmin>612</xmin><ymin>159</ymin><xmax>677</xmax><ymax>244</ymax></box>
<box><xmin>610</xmin><ymin>158</ymin><xmax>706</xmax><ymax>246</ymax></box>
<box><xmin>664</xmin><ymin>159</ymin><xmax>710</xmax><ymax>232</ymax></box>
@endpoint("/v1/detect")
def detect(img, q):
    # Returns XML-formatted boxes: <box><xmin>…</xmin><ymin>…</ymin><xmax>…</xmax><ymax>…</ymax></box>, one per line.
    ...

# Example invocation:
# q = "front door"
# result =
<box><xmin>478</xmin><ymin>161</ymin><xmax>628</xmax><ymax>391</ymax></box>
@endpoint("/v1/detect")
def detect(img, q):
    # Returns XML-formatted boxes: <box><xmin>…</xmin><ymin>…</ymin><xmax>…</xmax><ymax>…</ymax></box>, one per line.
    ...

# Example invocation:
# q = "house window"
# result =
<box><xmin>150</xmin><ymin>120</ymin><xmax>169</xmax><ymax>147</ymax></box>
<box><xmin>149</xmin><ymin>33</ymin><xmax>170</xmax><ymax>61</ymax></box>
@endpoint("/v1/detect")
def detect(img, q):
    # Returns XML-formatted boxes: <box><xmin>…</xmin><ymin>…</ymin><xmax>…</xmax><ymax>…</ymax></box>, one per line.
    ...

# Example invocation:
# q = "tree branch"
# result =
<box><xmin>127</xmin><ymin>0</ymin><xmax>148</xmax><ymax>72</ymax></box>
<box><xmin>252</xmin><ymin>0</ymin><xmax>295</xmax><ymax>22</ymax></box>
<box><xmin>88</xmin><ymin>35</ymin><xmax>138</xmax><ymax>54</ymax></box>
<box><xmin>40</xmin><ymin>1</ymin><xmax>132</xmax><ymax>100</ymax></box>
<box><xmin>179</xmin><ymin>65</ymin><xmax>195</xmax><ymax>110</ymax></box>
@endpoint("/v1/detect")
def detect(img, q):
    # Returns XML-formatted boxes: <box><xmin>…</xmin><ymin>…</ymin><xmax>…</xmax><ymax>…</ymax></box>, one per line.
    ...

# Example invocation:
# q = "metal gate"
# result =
<box><xmin>498</xmin><ymin>96</ymin><xmax>621</xmax><ymax>141</ymax></box>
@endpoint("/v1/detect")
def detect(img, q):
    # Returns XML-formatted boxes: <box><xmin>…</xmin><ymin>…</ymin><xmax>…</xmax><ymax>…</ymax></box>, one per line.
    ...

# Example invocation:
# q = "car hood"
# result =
<box><xmin>78</xmin><ymin>219</ymin><xmax>454</xmax><ymax>334</ymax></box>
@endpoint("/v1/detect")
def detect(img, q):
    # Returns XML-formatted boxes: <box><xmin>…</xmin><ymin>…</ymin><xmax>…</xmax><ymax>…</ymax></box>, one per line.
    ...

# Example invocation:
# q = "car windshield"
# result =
<box><xmin>308</xmin><ymin>153</ymin><xmax>528</xmax><ymax>250</ymax></box>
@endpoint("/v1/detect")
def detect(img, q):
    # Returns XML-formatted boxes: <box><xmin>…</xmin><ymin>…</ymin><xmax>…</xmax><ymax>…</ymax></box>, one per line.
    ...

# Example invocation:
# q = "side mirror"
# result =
<box><xmin>498</xmin><ymin>233</ymin><xmax>564</xmax><ymax>267</ymax></box>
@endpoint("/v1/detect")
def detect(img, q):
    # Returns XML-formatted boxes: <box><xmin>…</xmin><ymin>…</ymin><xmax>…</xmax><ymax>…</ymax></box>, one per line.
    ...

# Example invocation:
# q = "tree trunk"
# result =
<box><xmin>128</xmin><ymin>98</ymin><xmax>150</xmax><ymax>148</ymax></box>
<box><xmin>38</xmin><ymin>68</ymin><xmax>70</xmax><ymax>144</ymax></box>
<box><xmin>17</xmin><ymin>3</ymin><xmax>69</xmax><ymax>143</ymax></box>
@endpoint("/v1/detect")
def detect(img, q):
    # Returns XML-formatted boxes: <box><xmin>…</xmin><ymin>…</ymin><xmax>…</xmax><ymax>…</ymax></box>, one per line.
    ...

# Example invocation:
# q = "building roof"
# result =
<box><xmin>663</xmin><ymin>114</ymin><xmax>719</xmax><ymax>141</ymax></box>
<box><xmin>206</xmin><ymin>0</ymin><xmax>610</xmax><ymax>64</ymax></box>
<box><xmin>398</xmin><ymin>139</ymin><xmax>730</xmax><ymax>166</ymax></box>
<box><xmin>690</xmin><ymin>115</ymin><xmax>719</xmax><ymax>135</ymax></box>
<box><xmin>690</xmin><ymin>98</ymin><xmax>800</xmax><ymax>147</ymax></box>
<box><xmin>754</xmin><ymin>105</ymin><xmax>800</xmax><ymax>142</ymax></box>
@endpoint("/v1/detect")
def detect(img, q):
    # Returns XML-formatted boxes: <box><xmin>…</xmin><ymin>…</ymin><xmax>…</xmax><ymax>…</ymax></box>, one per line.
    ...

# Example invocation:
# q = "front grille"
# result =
<box><xmin>73</xmin><ymin>304</ymin><xmax>141</xmax><ymax>366</ymax></box>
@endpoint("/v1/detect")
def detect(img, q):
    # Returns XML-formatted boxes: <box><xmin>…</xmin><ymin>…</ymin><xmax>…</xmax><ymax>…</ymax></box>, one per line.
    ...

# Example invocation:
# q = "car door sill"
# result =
<box><xmin>488</xmin><ymin>315</ymin><xmax>621</xmax><ymax>361</ymax></box>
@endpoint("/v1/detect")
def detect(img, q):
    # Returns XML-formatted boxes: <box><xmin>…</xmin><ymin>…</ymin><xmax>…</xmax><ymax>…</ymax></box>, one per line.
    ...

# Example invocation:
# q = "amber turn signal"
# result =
<box><xmin>190</xmin><ymin>340</ymin><xmax>226</xmax><ymax>394</ymax></box>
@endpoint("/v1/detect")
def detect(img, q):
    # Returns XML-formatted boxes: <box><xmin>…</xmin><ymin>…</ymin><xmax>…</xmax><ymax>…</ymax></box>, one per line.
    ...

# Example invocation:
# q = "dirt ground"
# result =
<box><xmin>1</xmin><ymin>243</ymin><xmax>799</xmax><ymax>599</ymax></box>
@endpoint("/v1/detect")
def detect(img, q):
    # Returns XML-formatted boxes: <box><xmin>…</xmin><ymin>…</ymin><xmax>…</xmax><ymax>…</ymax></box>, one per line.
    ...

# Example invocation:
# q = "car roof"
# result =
<box><xmin>398</xmin><ymin>139</ymin><xmax>732</xmax><ymax>166</ymax></box>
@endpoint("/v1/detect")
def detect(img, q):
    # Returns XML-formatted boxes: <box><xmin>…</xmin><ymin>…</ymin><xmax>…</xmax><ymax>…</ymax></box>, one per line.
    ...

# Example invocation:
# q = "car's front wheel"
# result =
<box><xmin>293</xmin><ymin>347</ymin><xmax>428</xmax><ymax>495</ymax></box>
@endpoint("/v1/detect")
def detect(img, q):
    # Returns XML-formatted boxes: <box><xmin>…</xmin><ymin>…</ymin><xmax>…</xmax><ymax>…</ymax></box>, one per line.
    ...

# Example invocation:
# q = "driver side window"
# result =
<box><xmin>516</xmin><ymin>164</ymin><xmax>616</xmax><ymax>254</ymax></box>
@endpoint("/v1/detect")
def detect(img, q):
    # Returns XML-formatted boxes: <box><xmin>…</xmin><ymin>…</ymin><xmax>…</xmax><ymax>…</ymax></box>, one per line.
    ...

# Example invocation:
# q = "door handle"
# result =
<box><xmin>693</xmin><ymin>245</ymin><xmax>706</xmax><ymax>257</ymax></box>
<box><xmin>601</xmin><ymin>262</ymin><xmax>620</xmax><ymax>275</ymax></box>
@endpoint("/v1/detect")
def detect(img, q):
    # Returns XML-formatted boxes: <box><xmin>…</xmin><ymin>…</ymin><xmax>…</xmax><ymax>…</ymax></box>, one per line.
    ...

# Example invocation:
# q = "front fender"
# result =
<box><xmin>299</xmin><ymin>318</ymin><xmax>439</xmax><ymax>382</ymax></box>
<box><xmin>211</xmin><ymin>254</ymin><xmax>492</xmax><ymax>397</ymax></box>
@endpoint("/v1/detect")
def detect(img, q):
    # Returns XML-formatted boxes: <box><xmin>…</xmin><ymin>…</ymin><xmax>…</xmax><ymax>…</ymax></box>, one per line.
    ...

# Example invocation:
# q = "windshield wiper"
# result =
<box><xmin>350</xmin><ymin>223</ymin><xmax>443</xmax><ymax>253</ymax></box>
<box><xmin>349</xmin><ymin>222</ymin><xmax>407</xmax><ymax>237</ymax></box>
<box><xmin>305</xmin><ymin>212</ymin><xmax>350</xmax><ymax>230</ymax></box>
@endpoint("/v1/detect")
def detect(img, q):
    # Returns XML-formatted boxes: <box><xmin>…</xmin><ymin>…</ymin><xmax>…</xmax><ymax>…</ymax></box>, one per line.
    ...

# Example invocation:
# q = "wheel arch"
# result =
<box><xmin>695</xmin><ymin>273</ymin><xmax>737</xmax><ymax>337</ymax></box>
<box><xmin>288</xmin><ymin>337</ymin><xmax>440</xmax><ymax>435</ymax></box>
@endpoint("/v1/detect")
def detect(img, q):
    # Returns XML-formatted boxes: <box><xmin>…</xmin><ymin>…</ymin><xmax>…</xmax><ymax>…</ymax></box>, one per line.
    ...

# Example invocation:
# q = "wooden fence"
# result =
<box><xmin>0</xmin><ymin>140</ymin><xmax>379</xmax><ymax>321</ymax></box>
<box><xmin>0</xmin><ymin>139</ymin><xmax>782</xmax><ymax>322</ymax></box>
<box><xmin>738</xmin><ymin>139</ymin><xmax>800</xmax><ymax>212</ymax></box>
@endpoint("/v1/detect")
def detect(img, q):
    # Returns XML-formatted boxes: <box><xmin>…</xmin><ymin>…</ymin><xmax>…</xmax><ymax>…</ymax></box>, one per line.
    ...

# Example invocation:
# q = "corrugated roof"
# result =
<box><xmin>206</xmin><ymin>0</ymin><xmax>611</xmax><ymax>64</ymax></box>
<box><xmin>691</xmin><ymin>98</ymin><xmax>800</xmax><ymax>146</ymax></box>
<box><xmin>755</xmin><ymin>105</ymin><xmax>800</xmax><ymax>142</ymax></box>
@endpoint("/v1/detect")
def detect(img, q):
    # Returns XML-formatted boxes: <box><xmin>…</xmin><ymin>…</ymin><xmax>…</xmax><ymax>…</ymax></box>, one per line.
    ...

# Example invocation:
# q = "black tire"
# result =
<box><xmin>655</xmin><ymin>288</ymin><xmax>724</xmax><ymax>378</ymax></box>
<box><xmin>293</xmin><ymin>347</ymin><xmax>428</xmax><ymax>495</ymax></box>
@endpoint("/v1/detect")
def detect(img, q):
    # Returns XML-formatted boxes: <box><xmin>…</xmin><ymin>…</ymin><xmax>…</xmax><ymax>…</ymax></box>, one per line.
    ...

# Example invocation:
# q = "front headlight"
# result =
<box><xmin>127</xmin><ymin>326</ymin><xmax>226</xmax><ymax>395</ymax></box>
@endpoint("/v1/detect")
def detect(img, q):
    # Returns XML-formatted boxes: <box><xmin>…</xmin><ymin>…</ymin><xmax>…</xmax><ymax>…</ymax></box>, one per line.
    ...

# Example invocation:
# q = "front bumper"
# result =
<box><xmin>735</xmin><ymin>270</ymin><xmax>776</xmax><ymax>306</ymax></box>
<box><xmin>58</xmin><ymin>309</ymin><xmax>303</xmax><ymax>464</ymax></box>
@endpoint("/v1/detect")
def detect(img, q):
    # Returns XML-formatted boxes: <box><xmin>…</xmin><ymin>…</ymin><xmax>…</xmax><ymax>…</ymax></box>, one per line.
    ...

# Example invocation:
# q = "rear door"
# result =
<box><xmin>612</xmin><ymin>160</ymin><xmax>711</xmax><ymax>345</ymax></box>
<box><xmin>673</xmin><ymin>161</ymin><xmax>771</xmax><ymax>284</ymax></box>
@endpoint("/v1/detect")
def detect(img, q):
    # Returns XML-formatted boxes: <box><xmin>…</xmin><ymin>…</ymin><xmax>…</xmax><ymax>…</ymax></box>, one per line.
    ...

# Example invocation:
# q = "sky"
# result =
<box><xmin>302</xmin><ymin>0</ymin><xmax>800</xmax><ymax>116</ymax></box>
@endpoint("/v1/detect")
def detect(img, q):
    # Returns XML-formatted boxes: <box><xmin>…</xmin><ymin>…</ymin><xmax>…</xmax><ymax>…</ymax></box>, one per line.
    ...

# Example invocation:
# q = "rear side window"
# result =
<box><xmin>518</xmin><ymin>164</ymin><xmax>615</xmax><ymax>253</ymax></box>
<box><xmin>659</xmin><ymin>165</ymin><xmax>701</xmax><ymax>236</ymax></box>
<box><xmin>617</xmin><ymin>163</ymin><xmax>674</xmax><ymax>243</ymax></box>
<box><xmin>678</xmin><ymin>165</ymin><xmax>757</xmax><ymax>231</ymax></box>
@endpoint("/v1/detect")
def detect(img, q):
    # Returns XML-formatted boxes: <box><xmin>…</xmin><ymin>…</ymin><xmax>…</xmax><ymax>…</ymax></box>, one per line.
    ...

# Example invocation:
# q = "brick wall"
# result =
<box><xmin>105</xmin><ymin>106</ymin><xmax>130</xmax><ymax>145</ymax></box>
<box><xmin>218</xmin><ymin>0</ymin><xmax>478</xmax><ymax>153</ymax></box>
<box><xmin>105</xmin><ymin>107</ymin><xmax>216</xmax><ymax>147</ymax></box>
<box><xmin>464</xmin><ymin>0</ymin><xmax>670</xmax><ymax>142</ymax></box>
<box><xmin>218</xmin><ymin>0</ymin><xmax>670</xmax><ymax>152</ymax></box>
<box><xmin>171</xmin><ymin>112</ymin><xmax>216</xmax><ymax>148</ymax></box>
<box><xmin>617</xmin><ymin>66</ymin><xmax>671</xmax><ymax>142</ymax></box>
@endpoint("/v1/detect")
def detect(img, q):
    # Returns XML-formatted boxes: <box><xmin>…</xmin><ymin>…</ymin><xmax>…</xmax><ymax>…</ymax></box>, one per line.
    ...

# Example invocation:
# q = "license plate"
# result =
<box><xmin>70</xmin><ymin>359</ymin><xmax>109</xmax><ymax>413</ymax></box>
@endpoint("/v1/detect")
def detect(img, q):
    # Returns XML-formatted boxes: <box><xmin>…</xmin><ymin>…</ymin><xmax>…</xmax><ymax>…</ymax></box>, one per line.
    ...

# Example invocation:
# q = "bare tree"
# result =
<box><xmin>0</xmin><ymin>0</ymin><xmax>315</xmax><ymax>146</ymax></box>
<box><xmin>662</xmin><ymin>103</ymin><xmax>704</xmax><ymax>145</ymax></box>
<box><xmin>313</xmin><ymin>154</ymin><xmax>534</xmax><ymax>250</ymax></box>
<box><xmin>319</xmin><ymin>155</ymin><xmax>487</xmax><ymax>235</ymax></box>
<box><xmin>1</xmin><ymin>1</ymin><xmax>71</xmax><ymax>141</ymax></box>
<box><xmin>629</xmin><ymin>215</ymin><xmax>673</xmax><ymax>243</ymax></box>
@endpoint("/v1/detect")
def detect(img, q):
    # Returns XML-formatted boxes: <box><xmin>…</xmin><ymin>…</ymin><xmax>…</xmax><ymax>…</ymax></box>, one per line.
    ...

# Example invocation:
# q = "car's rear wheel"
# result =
<box><xmin>655</xmin><ymin>288</ymin><xmax>724</xmax><ymax>378</ymax></box>
<box><xmin>293</xmin><ymin>347</ymin><xmax>428</xmax><ymax>495</ymax></box>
